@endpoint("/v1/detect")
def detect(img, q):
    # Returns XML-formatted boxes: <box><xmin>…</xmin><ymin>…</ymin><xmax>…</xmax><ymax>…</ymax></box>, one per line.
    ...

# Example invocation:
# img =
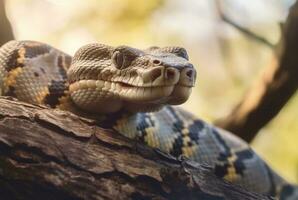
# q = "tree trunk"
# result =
<box><xmin>215</xmin><ymin>1</ymin><xmax>298</xmax><ymax>142</ymax></box>
<box><xmin>0</xmin><ymin>0</ymin><xmax>14</xmax><ymax>46</ymax></box>
<box><xmin>0</xmin><ymin>97</ymin><xmax>271</xmax><ymax>200</ymax></box>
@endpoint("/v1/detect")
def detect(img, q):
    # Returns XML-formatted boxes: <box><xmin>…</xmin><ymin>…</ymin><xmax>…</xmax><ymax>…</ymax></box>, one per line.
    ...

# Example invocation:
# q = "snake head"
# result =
<box><xmin>68</xmin><ymin>44</ymin><xmax>196</xmax><ymax>113</ymax></box>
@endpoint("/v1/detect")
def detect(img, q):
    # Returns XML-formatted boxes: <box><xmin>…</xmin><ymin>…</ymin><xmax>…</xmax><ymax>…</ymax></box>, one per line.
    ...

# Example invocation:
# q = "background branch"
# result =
<box><xmin>215</xmin><ymin>1</ymin><xmax>298</xmax><ymax>142</ymax></box>
<box><xmin>214</xmin><ymin>0</ymin><xmax>274</xmax><ymax>48</ymax></box>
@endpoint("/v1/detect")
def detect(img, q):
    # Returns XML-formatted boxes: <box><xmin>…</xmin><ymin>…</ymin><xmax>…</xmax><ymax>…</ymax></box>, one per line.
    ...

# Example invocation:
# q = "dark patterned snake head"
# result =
<box><xmin>68</xmin><ymin>43</ymin><xmax>196</xmax><ymax>113</ymax></box>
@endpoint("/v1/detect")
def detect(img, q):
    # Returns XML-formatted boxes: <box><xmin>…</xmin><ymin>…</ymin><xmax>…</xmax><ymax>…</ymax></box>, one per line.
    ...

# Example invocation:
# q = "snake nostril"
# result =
<box><xmin>166</xmin><ymin>68</ymin><xmax>176</xmax><ymax>79</ymax></box>
<box><xmin>186</xmin><ymin>69</ymin><xmax>193</xmax><ymax>79</ymax></box>
<box><xmin>153</xmin><ymin>59</ymin><xmax>161</xmax><ymax>65</ymax></box>
<box><xmin>151</xmin><ymin>68</ymin><xmax>162</xmax><ymax>81</ymax></box>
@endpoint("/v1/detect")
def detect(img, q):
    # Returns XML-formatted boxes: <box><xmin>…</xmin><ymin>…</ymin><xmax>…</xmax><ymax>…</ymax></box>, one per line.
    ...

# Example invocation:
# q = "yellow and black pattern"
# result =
<box><xmin>0</xmin><ymin>40</ymin><xmax>297</xmax><ymax>200</ymax></box>
<box><xmin>0</xmin><ymin>40</ymin><xmax>71</xmax><ymax>108</ymax></box>
<box><xmin>112</xmin><ymin>106</ymin><xmax>297</xmax><ymax>199</ymax></box>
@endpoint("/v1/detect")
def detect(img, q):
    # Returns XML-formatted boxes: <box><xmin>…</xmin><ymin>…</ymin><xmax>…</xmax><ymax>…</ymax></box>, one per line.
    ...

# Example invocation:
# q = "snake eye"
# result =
<box><xmin>112</xmin><ymin>47</ymin><xmax>140</xmax><ymax>69</ymax></box>
<box><xmin>112</xmin><ymin>51</ymin><xmax>124</xmax><ymax>69</ymax></box>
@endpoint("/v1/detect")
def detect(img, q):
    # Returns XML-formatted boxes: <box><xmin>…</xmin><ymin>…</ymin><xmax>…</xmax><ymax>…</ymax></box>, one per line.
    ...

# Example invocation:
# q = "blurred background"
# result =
<box><xmin>1</xmin><ymin>0</ymin><xmax>297</xmax><ymax>183</ymax></box>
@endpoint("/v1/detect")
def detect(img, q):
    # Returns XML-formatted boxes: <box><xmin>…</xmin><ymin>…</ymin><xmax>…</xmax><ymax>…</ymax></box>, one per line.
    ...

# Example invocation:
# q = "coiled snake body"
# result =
<box><xmin>0</xmin><ymin>40</ymin><xmax>297</xmax><ymax>199</ymax></box>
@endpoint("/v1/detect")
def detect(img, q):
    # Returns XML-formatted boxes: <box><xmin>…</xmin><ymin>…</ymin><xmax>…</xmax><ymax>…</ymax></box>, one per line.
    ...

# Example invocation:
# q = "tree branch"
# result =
<box><xmin>0</xmin><ymin>97</ymin><xmax>271</xmax><ymax>200</ymax></box>
<box><xmin>215</xmin><ymin>1</ymin><xmax>298</xmax><ymax>142</ymax></box>
<box><xmin>214</xmin><ymin>0</ymin><xmax>275</xmax><ymax>48</ymax></box>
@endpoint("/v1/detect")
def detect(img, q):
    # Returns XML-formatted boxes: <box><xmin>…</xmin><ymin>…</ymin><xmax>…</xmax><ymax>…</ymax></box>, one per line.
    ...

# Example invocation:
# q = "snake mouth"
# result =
<box><xmin>120</xmin><ymin>83</ymin><xmax>193</xmax><ymax>112</ymax></box>
<box><xmin>69</xmin><ymin>79</ymin><xmax>192</xmax><ymax>103</ymax></box>
<box><xmin>117</xmin><ymin>82</ymin><xmax>193</xmax><ymax>93</ymax></box>
<box><xmin>118</xmin><ymin>82</ymin><xmax>134</xmax><ymax>88</ymax></box>
<box><xmin>118</xmin><ymin>81</ymin><xmax>193</xmax><ymax>89</ymax></box>
<box><xmin>69</xmin><ymin>79</ymin><xmax>192</xmax><ymax>113</ymax></box>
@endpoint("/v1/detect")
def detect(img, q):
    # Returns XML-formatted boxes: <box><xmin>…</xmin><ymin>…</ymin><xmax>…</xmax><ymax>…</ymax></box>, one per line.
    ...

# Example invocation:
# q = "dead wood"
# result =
<box><xmin>0</xmin><ymin>97</ymin><xmax>272</xmax><ymax>200</ymax></box>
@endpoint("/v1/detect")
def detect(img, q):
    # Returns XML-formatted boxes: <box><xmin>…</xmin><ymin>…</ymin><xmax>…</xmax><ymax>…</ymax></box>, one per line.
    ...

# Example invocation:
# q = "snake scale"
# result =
<box><xmin>0</xmin><ymin>40</ymin><xmax>297</xmax><ymax>199</ymax></box>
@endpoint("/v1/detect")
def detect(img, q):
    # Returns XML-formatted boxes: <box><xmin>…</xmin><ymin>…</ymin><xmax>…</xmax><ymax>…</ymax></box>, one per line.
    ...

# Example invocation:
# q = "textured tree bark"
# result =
<box><xmin>0</xmin><ymin>0</ymin><xmax>14</xmax><ymax>46</ymax></box>
<box><xmin>215</xmin><ymin>1</ymin><xmax>298</xmax><ymax>142</ymax></box>
<box><xmin>0</xmin><ymin>97</ymin><xmax>271</xmax><ymax>200</ymax></box>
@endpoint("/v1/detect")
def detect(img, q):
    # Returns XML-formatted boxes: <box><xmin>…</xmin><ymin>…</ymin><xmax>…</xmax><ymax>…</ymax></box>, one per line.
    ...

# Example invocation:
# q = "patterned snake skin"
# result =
<box><xmin>0</xmin><ymin>40</ymin><xmax>297</xmax><ymax>199</ymax></box>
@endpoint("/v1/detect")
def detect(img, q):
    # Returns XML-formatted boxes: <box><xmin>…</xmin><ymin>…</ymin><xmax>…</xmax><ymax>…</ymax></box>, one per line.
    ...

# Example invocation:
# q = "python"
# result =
<box><xmin>0</xmin><ymin>40</ymin><xmax>297</xmax><ymax>199</ymax></box>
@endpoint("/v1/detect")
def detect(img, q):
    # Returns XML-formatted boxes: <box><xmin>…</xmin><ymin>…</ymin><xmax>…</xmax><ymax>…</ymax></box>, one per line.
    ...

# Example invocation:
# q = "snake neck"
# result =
<box><xmin>59</xmin><ymin>94</ymin><xmax>140</xmax><ymax>132</ymax></box>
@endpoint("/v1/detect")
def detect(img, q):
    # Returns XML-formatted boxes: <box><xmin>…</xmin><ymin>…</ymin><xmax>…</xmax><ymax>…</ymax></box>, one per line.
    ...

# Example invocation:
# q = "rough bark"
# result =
<box><xmin>0</xmin><ymin>0</ymin><xmax>14</xmax><ymax>46</ymax></box>
<box><xmin>215</xmin><ymin>1</ymin><xmax>298</xmax><ymax>142</ymax></box>
<box><xmin>0</xmin><ymin>97</ymin><xmax>271</xmax><ymax>200</ymax></box>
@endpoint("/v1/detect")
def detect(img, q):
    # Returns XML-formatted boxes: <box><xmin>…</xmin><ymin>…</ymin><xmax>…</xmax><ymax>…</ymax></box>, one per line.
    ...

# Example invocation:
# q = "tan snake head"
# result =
<box><xmin>68</xmin><ymin>43</ymin><xmax>196</xmax><ymax>113</ymax></box>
